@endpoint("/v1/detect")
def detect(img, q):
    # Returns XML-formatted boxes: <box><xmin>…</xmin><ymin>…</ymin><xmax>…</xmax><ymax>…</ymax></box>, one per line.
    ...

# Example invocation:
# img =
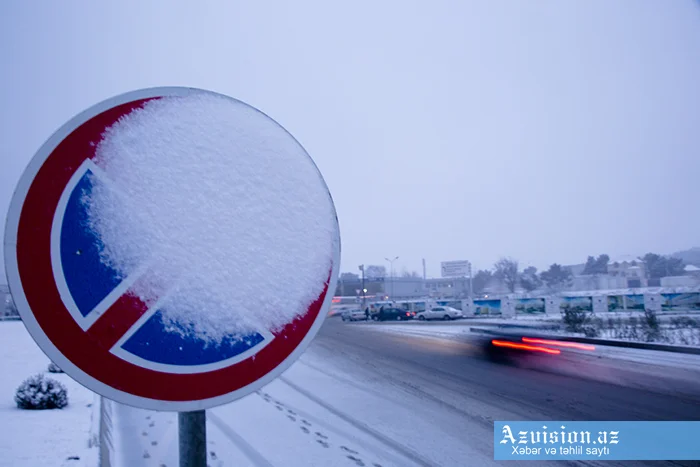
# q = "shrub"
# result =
<box><xmin>15</xmin><ymin>374</ymin><xmax>68</xmax><ymax>410</ymax></box>
<box><xmin>561</xmin><ymin>307</ymin><xmax>592</xmax><ymax>333</ymax></box>
<box><xmin>670</xmin><ymin>316</ymin><xmax>698</xmax><ymax>329</ymax></box>
<box><xmin>47</xmin><ymin>362</ymin><xmax>64</xmax><ymax>373</ymax></box>
<box><xmin>642</xmin><ymin>310</ymin><xmax>661</xmax><ymax>342</ymax></box>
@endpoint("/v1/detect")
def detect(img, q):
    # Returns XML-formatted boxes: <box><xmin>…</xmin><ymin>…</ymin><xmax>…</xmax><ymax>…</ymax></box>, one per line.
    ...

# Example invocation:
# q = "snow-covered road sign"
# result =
<box><xmin>4</xmin><ymin>87</ymin><xmax>340</xmax><ymax>411</ymax></box>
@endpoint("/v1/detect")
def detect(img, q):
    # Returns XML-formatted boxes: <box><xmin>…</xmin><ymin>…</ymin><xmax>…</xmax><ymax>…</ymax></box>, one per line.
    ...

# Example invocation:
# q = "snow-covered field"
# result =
<box><xmin>0</xmin><ymin>321</ymin><xmax>97</xmax><ymax>467</ymax></box>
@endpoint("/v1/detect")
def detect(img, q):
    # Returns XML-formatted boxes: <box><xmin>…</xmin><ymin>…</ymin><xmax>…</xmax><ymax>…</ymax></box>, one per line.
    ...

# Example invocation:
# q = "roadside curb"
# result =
<box><xmin>470</xmin><ymin>327</ymin><xmax>700</xmax><ymax>355</ymax></box>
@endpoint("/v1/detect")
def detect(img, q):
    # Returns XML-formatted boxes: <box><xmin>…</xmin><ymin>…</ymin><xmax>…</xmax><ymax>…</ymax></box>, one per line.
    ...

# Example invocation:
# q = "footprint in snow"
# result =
<box><xmin>287</xmin><ymin>415</ymin><xmax>296</xmax><ymax>422</ymax></box>
<box><xmin>301</xmin><ymin>426</ymin><xmax>310</xmax><ymax>434</ymax></box>
<box><xmin>340</xmin><ymin>446</ymin><xmax>359</xmax><ymax>455</ymax></box>
<box><xmin>347</xmin><ymin>456</ymin><xmax>365</xmax><ymax>466</ymax></box>
<box><xmin>151</xmin><ymin>441</ymin><xmax>158</xmax><ymax>446</ymax></box>
<box><xmin>210</xmin><ymin>451</ymin><xmax>218</xmax><ymax>460</ymax></box>
<box><xmin>149</xmin><ymin>421</ymin><xmax>155</xmax><ymax>427</ymax></box>
<box><xmin>301</xmin><ymin>420</ymin><xmax>311</xmax><ymax>427</ymax></box>
<box><xmin>143</xmin><ymin>451</ymin><xmax>151</xmax><ymax>459</ymax></box>
<box><xmin>315</xmin><ymin>432</ymin><xmax>328</xmax><ymax>440</ymax></box>
<box><xmin>142</xmin><ymin>431</ymin><xmax>148</xmax><ymax>436</ymax></box>
<box><xmin>316</xmin><ymin>440</ymin><xmax>330</xmax><ymax>448</ymax></box>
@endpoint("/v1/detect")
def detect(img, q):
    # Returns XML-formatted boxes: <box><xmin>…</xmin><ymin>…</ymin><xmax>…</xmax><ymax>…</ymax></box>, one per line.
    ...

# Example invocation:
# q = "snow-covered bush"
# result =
<box><xmin>47</xmin><ymin>362</ymin><xmax>64</xmax><ymax>373</ymax></box>
<box><xmin>15</xmin><ymin>374</ymin><xmax>68</xmax><ymax>410</ymax></box>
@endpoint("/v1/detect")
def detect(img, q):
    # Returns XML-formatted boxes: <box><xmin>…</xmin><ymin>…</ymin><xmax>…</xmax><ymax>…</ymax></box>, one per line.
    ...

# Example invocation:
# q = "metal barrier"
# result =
<box><xmin>470</xmin><ymin>326</ymin><xmax>700</xmax><ymax>355</ymax></box>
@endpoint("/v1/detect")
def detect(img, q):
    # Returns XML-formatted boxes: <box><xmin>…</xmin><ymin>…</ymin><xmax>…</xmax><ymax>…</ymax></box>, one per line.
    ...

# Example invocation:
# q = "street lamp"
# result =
<box><xmin>358</xmin><ymin>264</ymin><xmax>366</xmax><ymax>307</ymax></box>
<box><xmin>385</xmin><ymin>256</ymin><xmax>399</xmax><ymax>298</ymax></box>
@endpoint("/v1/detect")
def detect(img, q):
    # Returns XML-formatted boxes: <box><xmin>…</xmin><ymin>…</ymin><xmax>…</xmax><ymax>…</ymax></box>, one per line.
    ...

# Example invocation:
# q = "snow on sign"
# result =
<box><xmin>3</xmin><ymin>87</ymin><xmax>341</xmax><ymax>411</ymax></box>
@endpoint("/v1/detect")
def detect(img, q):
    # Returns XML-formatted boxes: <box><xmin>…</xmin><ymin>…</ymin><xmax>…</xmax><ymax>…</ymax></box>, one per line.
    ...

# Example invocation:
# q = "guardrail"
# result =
<box><xmin>470</xmin><ymin>326</ymin><xmax>700</xmax><ymax>355</ymax></box>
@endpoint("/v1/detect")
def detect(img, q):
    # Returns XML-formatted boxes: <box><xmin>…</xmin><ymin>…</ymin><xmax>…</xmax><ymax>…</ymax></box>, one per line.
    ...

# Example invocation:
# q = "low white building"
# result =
<box><xmin>423</xmin><ymin>278</ymin><xmax>467</xmax><ymax>298</ymax></box>
<box><xmin>661</xmin><ymin>275</ymin><xmax>700</xmax><ymax>288</ymax></box>
<box><xmin>608</xmin><ymin>256</ymin><xmax>646</xmax><ymax>287</ymax></box>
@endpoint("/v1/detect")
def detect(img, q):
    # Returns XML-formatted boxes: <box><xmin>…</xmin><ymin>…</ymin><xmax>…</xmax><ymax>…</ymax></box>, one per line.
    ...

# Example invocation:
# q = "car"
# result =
<box><xmin>415</xmin><ymin>306</ymin><xmax>463</xmax><ymax>321</ymax></box>
<box><xmin>342</xmin><ymin>309</ymin><xmax>368</xmax><ymax>321</ymax></box>
<box><xmin>472</xmin><ymin>327</ymin><xmax>597</xmax><ymax>364</ymax></box>
<box><xmin>372</xmin><ymin>308</ymin><xmax>415</xmax><ymax>321</ymax></box>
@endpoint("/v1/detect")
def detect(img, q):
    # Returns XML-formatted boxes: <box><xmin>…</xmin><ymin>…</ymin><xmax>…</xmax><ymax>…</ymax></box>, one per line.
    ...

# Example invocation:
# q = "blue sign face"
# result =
<box><xmin>57</xmin><ymin>162</ymin><xmax>271</xmax><ymax>372</ymax></box>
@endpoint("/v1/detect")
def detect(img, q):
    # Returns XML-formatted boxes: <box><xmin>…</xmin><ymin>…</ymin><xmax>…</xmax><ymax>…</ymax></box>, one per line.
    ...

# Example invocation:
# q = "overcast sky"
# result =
<box><xmin>1</xmin><ymin>1</ymin><xmax>699</xmax><ymax>283</ymax></box>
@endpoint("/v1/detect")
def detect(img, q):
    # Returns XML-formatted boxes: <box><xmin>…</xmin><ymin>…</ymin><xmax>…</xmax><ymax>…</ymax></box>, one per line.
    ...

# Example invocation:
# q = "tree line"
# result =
<box><xmin>483</xmin><ymin>253</ymin><xmax>686</xmax><ymax>294</ymax></box>
<box><xmin>337</xmin><ymin>252</ymin><xmax>688</xmax><ymax>296</ymax></box>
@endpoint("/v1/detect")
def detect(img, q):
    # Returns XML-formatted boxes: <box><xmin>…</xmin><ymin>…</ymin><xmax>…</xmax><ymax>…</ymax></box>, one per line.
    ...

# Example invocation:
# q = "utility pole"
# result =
<box><xmin>359</xmin><ymin>264</ymin><xmax>366</xmax><ymax>307</ymax></box>
<box><xmin>468</xmin><ymin>261</ymin><xmax>473</xmax><ymax>298</ymax></box>
<box><xmin>385</xmin><ymin>256</ymin><xmax>399</xmax><ymax>299</ymax></box>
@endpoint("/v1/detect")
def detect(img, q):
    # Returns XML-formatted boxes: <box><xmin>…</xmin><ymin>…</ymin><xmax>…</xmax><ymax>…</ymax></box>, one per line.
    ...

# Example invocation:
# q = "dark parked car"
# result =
<box><xmin>373</xmin><ymin>307</ymin><xmax>415</xmax><ymax>321</ymax></box>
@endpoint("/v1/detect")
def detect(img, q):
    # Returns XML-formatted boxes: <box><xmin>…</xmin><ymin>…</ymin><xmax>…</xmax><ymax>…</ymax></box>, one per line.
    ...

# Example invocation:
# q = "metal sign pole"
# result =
<box><xmin>179</xmin><ymin>410</ymin><xmax>207</xmax><ymax>467</ymax></box>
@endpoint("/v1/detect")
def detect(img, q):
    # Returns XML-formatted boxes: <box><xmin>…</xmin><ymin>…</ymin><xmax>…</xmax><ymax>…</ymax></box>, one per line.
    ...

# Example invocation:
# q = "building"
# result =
<box><xmin>661</xmin><ymin>275</ymin><xmax>700</xmax><ymax>288</ymax></box>
<box><xmin>1</xmin><ymin>284</ymin><xmax>19</xmax><ymax>319</ymax></box>
<box><xmin>608</xmin><ymin>256</ymin><xmax>646</xmax><ymax>288</ymax></box>
<box><xmin>385</xmin><ymin>277</ymin><xmax>426</xmax><ymax>299</ymax></box>
<box><xmin>335</xmin><ymin>274</ymin><xmax>474</xmax><ymax>300</ymax></box>
<box><xmin>424</xmin><ymin>277</ymin><xmax>470</xmax><ymax>298</ymax></box>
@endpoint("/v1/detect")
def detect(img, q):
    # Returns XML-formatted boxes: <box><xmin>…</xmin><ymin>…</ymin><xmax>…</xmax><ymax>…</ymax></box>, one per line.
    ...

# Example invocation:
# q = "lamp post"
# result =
<box><xmin>384</xmin><ymin>256</ymin><xmax>399</xmax><ymax>298</ymax></box>
<box><xmin>358</xmin><ymin>264</ymin><xmax>366</xmax><ymax>307</ymax></box>
<box><xmin>468</xmin><ymin>261</ymin><xmax>473</xmax><ymax>299</ymax></box>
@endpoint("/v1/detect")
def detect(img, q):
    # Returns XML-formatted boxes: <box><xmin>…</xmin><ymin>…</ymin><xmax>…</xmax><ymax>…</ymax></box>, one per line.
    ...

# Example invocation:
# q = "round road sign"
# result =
<box><xmin>3</xmin><ymin>87</ymin><xmax>340</xmax><ymax>411</ymax></box>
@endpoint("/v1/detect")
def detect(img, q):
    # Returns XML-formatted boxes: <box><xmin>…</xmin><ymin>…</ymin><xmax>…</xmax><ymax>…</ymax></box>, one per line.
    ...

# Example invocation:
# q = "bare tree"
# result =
<box><xmin>494</xmin><ymin>257</ymin><xmax>519</xmax><ymax>292</ymax></box>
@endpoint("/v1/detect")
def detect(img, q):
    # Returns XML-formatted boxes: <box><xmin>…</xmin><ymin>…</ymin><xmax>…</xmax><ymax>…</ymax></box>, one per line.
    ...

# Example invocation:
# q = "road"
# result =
<box><xmin>310</xmin><ymin>318</ymin><xmax>700</xmax><ymax>466</ymax></box>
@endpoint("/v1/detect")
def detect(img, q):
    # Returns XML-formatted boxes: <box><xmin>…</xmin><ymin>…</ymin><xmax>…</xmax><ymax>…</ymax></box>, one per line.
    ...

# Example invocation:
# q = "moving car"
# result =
<box><xmin>342</xmin><ymin>309</ymin><xmax>368</xmax><ymax>321</ymax></box>
<box><xmin>415</xmin><ymin>306</ymin><xmax>463</xmax><ymax>321</ymax></box>
<box><xmin>372</xmin><ymin>308</ymin><xmax>415</xmax><ymax>321</ymax></box>
<box><xmin>472</xmin><ymin>327</ymin><xmax>596</xmax><ymax>363</ymax></box>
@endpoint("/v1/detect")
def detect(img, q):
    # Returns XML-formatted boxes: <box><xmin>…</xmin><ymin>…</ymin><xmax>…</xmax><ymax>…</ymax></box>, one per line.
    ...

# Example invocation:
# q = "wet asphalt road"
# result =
<box><xmin>311</xmin><ymin>318</ymin><xmax>700</xmax><ymax>466</ymax></box>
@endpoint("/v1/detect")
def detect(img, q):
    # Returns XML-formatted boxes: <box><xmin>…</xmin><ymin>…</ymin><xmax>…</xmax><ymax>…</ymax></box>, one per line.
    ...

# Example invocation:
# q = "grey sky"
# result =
<box><xmin>2</xmin><ymin>1</ymin><xmax>699</xmax><ymax>283</ymax></box>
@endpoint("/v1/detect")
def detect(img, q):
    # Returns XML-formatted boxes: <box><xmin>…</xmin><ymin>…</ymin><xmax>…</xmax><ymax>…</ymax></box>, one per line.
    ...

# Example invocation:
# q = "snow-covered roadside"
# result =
<box><xmin>111</xmin><ymin>343</ymin><xmax>502</xmax><ymax>467</ymax></box>
<box><xmin>0</xmin><ymin>322</ymin><xmax>97</xmax><ymax>467</ymax></box>
<box><xmin>111</xmin><ymin>365</ymin><xmax>438</xmax><ymax>467</ymax></box>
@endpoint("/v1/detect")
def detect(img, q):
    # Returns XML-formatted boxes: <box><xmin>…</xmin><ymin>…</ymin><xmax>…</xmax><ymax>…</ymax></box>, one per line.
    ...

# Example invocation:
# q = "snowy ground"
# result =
<box><xmin>0</xmin><ymin>321</ymin><xmax>98</xmax><ymax>467</ymax></box>
<box><xmin>112</xmin><ymin>347</ymin><xmax>496</xmax><ymax>467</ymax></box>
<box><xmin>4</xmin><ymin>318</ymin><xmax>700</xmax><ymax>467</ymax></box>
